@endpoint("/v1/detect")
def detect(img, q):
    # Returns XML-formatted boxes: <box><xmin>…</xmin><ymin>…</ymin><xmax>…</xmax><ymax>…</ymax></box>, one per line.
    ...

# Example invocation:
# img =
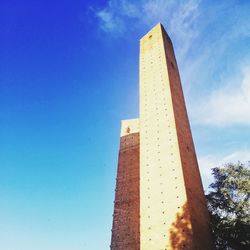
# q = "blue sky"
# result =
<box><xmin>0</xmin><ymin>0</ymin><xmax>250</xmax><ymax>249</ymax></box>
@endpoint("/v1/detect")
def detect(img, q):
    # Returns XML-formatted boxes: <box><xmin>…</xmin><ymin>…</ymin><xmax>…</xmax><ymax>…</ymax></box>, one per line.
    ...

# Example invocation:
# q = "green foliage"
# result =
<box><xmin>206</xmin><ymin>162</ymin><xmax>250</xmax><ymax>250</ymax></box>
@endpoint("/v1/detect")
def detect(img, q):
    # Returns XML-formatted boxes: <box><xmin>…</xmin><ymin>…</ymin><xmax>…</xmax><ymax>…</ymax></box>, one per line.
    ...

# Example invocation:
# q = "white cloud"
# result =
<box><xmin>198</xmin><ymin>150</ymin><xmax>250</xmax><ymax>191</ymax></box>
<box><xmin>94</xmin><ymin>0</ymin><xmax>130</xmax><ymax>34</ymax></box>
<box><xmin>96</xmin><ymin>10</ymin><xmax>116</xmax><ymax>32</ymax></box>
<box><xmin>194</xmin><ymin>66</ymin><xmax>250</xmax><ymax>126</ymax></box>
<box><xmin>95</xmin><ymin>2</ymin><xmax>125</xmax><ymax>33</ymax></box>
<box><xmin>119</xmin><ymin>0</ymin><xmax>140</xmax><ymax>18</ymax></box>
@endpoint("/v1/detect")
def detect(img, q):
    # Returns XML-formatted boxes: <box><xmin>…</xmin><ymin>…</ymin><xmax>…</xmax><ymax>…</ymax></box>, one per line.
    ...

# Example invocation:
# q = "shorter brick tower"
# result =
<box><xmin>111</xmin><ymin>119</ymin><xmax>140</xmax><ymax>250</ymax></box>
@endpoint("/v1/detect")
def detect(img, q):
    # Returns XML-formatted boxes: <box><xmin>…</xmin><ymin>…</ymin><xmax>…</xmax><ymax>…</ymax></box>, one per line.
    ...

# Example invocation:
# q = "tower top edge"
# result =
<box><xmin>139</xmin><ymin>23</ymin><xmax>171</xmax><ymax>42</ymax></box>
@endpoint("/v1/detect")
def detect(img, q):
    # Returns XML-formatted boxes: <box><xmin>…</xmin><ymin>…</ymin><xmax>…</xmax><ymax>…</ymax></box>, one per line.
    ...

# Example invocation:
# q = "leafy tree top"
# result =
<box><xmin>206</xmin><ymin>162</ymin><xmax>250</xmax><ymax>250</ymax></box>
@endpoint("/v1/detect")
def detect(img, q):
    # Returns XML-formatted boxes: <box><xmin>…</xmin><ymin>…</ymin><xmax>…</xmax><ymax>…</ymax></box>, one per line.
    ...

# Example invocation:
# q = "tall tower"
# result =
<box><xmin>111</xmin><ymin>23</ymin><xmax>214</xmax><ymax>250</ymax></box>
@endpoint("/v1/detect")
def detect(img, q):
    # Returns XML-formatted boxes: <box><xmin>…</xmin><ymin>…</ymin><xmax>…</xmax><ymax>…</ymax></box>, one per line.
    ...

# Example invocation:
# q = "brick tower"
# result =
<box><xmin>111</xmin><ymin>23</ymin><xmax>214</xmax><ymax>250</ymax></box>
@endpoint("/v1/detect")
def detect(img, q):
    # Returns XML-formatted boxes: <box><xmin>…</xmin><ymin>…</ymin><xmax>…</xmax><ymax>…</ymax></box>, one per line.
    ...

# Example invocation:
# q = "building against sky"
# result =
<box><xmin>111</xmin><ymin>24</ymin><xmax>214</xmax><ymax>250</ymax></box>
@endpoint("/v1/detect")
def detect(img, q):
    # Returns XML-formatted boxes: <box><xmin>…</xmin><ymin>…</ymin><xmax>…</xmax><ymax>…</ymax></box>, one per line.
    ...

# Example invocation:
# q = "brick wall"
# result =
<box><xmin>111</xmin><ymin>132</ymin><xmax>140</xmax><ymax>250</ymax></box>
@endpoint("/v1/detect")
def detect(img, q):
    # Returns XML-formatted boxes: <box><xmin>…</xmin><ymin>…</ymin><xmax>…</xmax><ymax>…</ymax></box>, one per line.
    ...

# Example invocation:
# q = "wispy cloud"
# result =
<box><xmin>93</xmin><ymin>0</ymin><xmax>201</xmax><ymax>58</ymax></box>
<box><xmin>169</xmin><ymin>0</ymin><xmax>200</xmax><ymax>58</ymax></box>
<box><xmin>94</xmin><ymin>1</ymin><xmax>125</xmax><ymax>34</ymax></box>
<box><xmin>193</xmin><ymin>65</ymin><xmax>250</xmax><ymax>126</ymax></box>
<box><xmin>94</xmin><ymin>0</ymin><xmax>131</xmax><ymax>34</ymax></box>
<box><xmin>198</xmin><ymin>150</ymin><xmax>250</xmax><ymax>191</ymax></box>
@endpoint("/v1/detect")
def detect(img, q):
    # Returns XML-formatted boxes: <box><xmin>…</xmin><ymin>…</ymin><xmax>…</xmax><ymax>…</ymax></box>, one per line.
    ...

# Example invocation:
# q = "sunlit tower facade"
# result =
<box><xmin>111</xmin><ymin>24</ymin><xmax>214</xmax><ymax>250</ymax></box>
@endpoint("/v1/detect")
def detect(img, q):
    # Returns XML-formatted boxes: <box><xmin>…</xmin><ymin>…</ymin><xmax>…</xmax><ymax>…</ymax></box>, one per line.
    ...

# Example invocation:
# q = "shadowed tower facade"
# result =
<box><xmin>111</xmin><ymin>24</ymin><xmax>214</xmax><ymax>250</ymax></box>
